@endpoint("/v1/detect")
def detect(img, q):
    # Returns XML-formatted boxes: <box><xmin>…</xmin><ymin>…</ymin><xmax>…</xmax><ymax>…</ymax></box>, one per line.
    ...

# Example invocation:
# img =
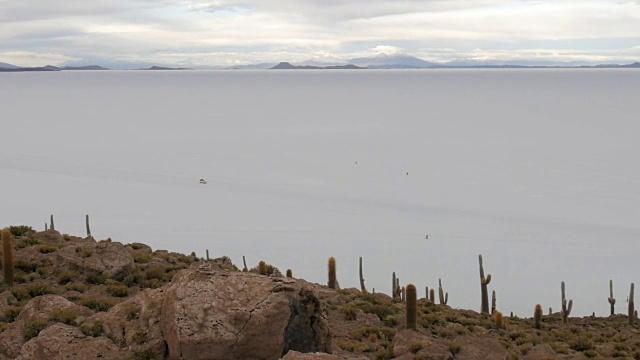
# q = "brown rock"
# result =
<box><xmin>55</xmin><ymin>240</ymin><xmax>134</xmax><ymax>279</ymax></box>
<box><xmin>454</xmin><ymin>336</ymin><xmax>509</xmax><ymax>360</ymax></box>
<box><xmin>17</xmin><ymin>324</ymin><xmax>127</xmax><ymax>360</ymax></box>
<box><xmin>393</xmin><ymin>329</ymin><xmax>451</xmax><ymax>360</ymax></box>
<box><xmin>523</xmin><ymin>343</ymin><xmax>557</xmax><ymax>360</ymax></box>
<box><xmin>91</xmin><ymin>288</ymin><xmax>167</xmax><ymax>359</ymax></box>
<box><xmin>282</xmin><ymin>350</ymin><xmax>343</xmax><ymax>359</ymax></box>
<box><xmin>161</xmin><ymin>263</ymin><xmax>331</xmax><ymax>360</ymax></box>
<box><xmin>0</xmin><ymin>295</ymin><xmax>94</xmax><ymax>358</ymax></box>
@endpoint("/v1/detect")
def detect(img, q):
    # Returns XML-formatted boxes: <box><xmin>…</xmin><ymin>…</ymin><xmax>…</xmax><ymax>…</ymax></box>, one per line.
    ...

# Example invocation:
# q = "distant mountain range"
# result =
<box><xmin>270</xmin><ymin>62</ymin><xmax>364</xmax><ymax>70</ymax></box>
<box><xmin>2</xmin><ymin>56</ymin><xmax>640</xmax><ymax>72</ymax></box>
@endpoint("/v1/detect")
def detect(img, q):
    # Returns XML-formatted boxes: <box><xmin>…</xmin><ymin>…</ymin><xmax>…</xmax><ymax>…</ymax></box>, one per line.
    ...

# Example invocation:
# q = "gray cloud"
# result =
<box><xmin>0</xmin><ymin>0</ymin><xmax>638</xmax><ymax>67</ymax></box>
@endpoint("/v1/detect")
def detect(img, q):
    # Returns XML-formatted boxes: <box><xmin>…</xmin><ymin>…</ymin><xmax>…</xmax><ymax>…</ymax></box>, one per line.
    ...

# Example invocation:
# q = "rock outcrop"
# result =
<box><xmin>161</xmin><ymin>263</ymin><xmax>331</xmax><ymax>359</ymax></box>
<box><xmin>55</xmin><ymin>240</ymin><xmax>135</xmax><ymax>279</ymax></box>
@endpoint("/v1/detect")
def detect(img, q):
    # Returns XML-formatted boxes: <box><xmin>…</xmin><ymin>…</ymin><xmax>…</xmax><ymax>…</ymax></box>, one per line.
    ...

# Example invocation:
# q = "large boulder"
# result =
<box><xmin>161</xmin><ymin>263</ymin><xmax>331</xmax><ymax>360</ymax></box>
<box><xmin>16</xmin><ymin>324</ymin><xmax>127</xmax><ymax>360</ymax></box>
<box><xmin>55</xmin><ymin>240</ymin><xmax>135</xmax><ymax>279</ymax></box>
<box><xmin>392</xmin><ymin>329</ymin><xmax>451</xmax><ymax>360</ymax></box>
<box><xmin>0</xmin><ymin>295</ymin><xmax>93</xmax><ymax>358</ymax></box>
<box><xmin>454</xmin><ymin>336</ymin><xmax>510</xmax><ymax>360</ymax></box>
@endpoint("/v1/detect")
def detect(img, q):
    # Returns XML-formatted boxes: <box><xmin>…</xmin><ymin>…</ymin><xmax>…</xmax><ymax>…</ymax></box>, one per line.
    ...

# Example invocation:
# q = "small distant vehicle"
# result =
<box><xmin>199</xmin><ymin>178</ymin><xmax>207</xmax><ymax>184</ymax></box>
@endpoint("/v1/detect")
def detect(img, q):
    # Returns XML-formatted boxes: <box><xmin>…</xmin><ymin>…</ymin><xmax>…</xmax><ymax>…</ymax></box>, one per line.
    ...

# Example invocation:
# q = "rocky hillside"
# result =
<box><xmin>0</xmin><ymin>227</ymin><xmax>638</xmax><ymax>359</ymax></box>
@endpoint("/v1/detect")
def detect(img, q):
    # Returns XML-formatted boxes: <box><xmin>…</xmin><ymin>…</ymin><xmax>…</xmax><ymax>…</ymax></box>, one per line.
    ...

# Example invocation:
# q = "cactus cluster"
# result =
<box><xmin>1</xmin><ymin>229</ymin><xmax>14</xmax><ymax>286</ymax></box>
<box><xmin>479</xmin><ymin>254</ymin><xmax>492</xmax><ymax>314</ymax></box>
<box><xmin>438</xmin><ymin>278</ymin><xmax>448</xmax><ymax>305</ymax></box>
<box><xmin>561</xmin><ymin>281</ymin><xmax>573</xmax><ymax>324</ymax></box>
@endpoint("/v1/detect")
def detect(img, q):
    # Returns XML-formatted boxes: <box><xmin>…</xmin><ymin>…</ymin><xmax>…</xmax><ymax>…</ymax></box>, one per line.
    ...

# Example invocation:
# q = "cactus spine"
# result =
<box><xmin>359</xmin><ymin>257</ymin><xmax>366</xmax><ymax>293</ymax></box>
<box><xmin>406</xmin><ymin>284</ymin><xmax>417</xmax><ymax>330</ymax></box>
<box><xmin>85</xmin><ymin>214</ymin><xmax>91</xmax><ymax>237</ymax></box>
<box><xmin>629</xmin><ymin>283</ymin><xmax>635</xmax><ymax>326</ymax></box>
<box><xmin>286</xmin><ymin>269</ymin><xmax>292</xmax><ymax>278</ymax></box>
<box><xmin>438</xmin><ymin>278</ymin><xmax>448</xmax><ymax>305</ymax></box>
<box><xmin>1</xmin><ymin>229</ymin><xmax>14</xmax><ymax>286</ymax></box>
<box><xmin>50</xmin><ymin>214</ymin><xmax>55</xmax><ymax>231</ymax></box>
<box><xmin>561</xmin><ymin>281</ymin><xmax>573</xmax><ymax>323</ymax></box>
<box><xmin>479</xmin><ymin>254</ymin><xmax>492</xmax><ymax>314</ymax></box>
<box><xmin>491</xmin><ymin>290</ymin><xmax>497</xmax><ymax>314</ymax></box>
<box><xmin>258</xmin><ymin>261</ymin><xmax>267</xmax><ymax>275</ymax></box>
<box><xmin>328</xmin><ymin>257</ymin><xmax>337</xmax><ymax>289</ymax></box>
<box><xmin>609</xmin><ymin>279</ymin><xmax>616</xmax><ymax>316</ymax></box>
<box><xmin>534</xmin><ymin>304</ymin><xmax>542</xmax><ymax>329</ymax></box>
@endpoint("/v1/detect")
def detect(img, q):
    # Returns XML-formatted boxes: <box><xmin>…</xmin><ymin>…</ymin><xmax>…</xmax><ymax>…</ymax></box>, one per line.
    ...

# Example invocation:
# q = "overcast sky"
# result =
<box><xmin>1</xmin><ymin>0</ymin><xmax>639</xmax><ymax>67</ymax></box>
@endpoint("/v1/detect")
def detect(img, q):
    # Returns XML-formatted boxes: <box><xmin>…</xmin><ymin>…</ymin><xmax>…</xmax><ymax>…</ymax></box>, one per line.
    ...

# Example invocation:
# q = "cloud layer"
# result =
<box><xmin>1</xmin><ymin>0</ymin><xmax>639</xmax><ymax>67</ymax></box>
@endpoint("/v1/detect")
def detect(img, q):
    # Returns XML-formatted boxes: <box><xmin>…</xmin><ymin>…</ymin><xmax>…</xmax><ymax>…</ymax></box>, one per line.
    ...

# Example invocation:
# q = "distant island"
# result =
<box><xmin>2</xmin><ymin>55</ymin><xmax>640</xmax><ymax>72</ymax></box>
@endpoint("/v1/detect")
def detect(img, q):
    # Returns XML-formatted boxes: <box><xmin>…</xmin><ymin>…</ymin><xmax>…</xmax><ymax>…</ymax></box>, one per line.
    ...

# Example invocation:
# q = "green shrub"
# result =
<box><xmin>9</xmin><ymin>226</ymin><xmax>35</xmax><ymax>237</ymax></box>
<box><xmin>15</xmin><ymin>236</ymin><xmax>40</xmax><ymax>249</ymax></box>
<box><xmin>27</xmin><ymin>282</ymin><xmax>56</xmax><ymax>297</ymax></box>
<box><xmin>15</xmin><ymin>261</ymin><xmax>39</xmax><ymax>273</ymax></box>
<box><xmin>86</xmin><ymin>272</ymin><xmax>106</xmax><ymax>285</ymax></box>
<box><xmin>11</xmin><ymin>287</ymin><xmax>30</xmax><ymax>301</ymax></box>
<box><xmin>133</xmin><ymin>347</ymin><xmax>154</xmax><ymax>360</ymax></box>
<box><xmin>58</xmin><ymin>271</ymin><xmax>75</xmax><ymax>284</ymax></box>
<box><xmin>49</xmin><ymin>308</ymin><xmax>78</xmax><ymax>325</ymax></box>
<box><xmin>65</xmin><ymin>282</ymin><xmax>87</xmax><ymax>292</ymax></box>
<box><xmin>124</xmin><ymin>304</ymin><xmax>140</xmax><ymax>320</ymax></box>
<box><xmin>80</xmin><ymin>321</ymin><xmax>104</xmax><ymax>337</ymax></box>
<box><xmin>79</xmin><ymin>296</ymin><xmax>116</xmax><ymax>312</ymax></box>
<box><xmin>341</xmin><ymin>305</ymin><xmax>359</xmax><ymax>321</ymax></box>
<box><xmin>448</xmin><ymin>341</ymin><xmax>462</xmax><ymax>355</ymax></box>
<box><xmin>107</xmin><ymin>283</ymin><xmax>129</xmax><ymax>297</ymax></box>
<box><xmin>409</xmin><ymin>342</ymin><xmax>423</xmax><ymax>353</ymax></box>
<box><xmin>23</xmin><ymin>319</ymin><xmax>48</xmax><ymax>341</ymax></box>
<box><xmin>131</xmin><ymin>331</ymin><xmax>148</xmax><ymax>344</ymax></box>
<box><xmin>133</xmin><ymin>253</ymin><xmax>153</xmax><ymax>264</ymax></box>
<box><xmin>37</xmin><ymin>245</ymin><xmax>57</xmax><ymax>254</ymax></box>
<box><xmin>3</xmin><ymin>306</ymin><xmax>21</xmax><ymax>322</ymax></box>
<box><xmin>570</xmin><ymin>336</ymin><xmax>594</xmax><ymax>352</ymax></box>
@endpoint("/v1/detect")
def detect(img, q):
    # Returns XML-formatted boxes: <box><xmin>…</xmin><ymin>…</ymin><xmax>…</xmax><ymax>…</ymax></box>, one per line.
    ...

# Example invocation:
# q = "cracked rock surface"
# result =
<box><xmin>161</xmin><ymin>263</ymin><xmax>331</xmax><ymax>360</ymax></box>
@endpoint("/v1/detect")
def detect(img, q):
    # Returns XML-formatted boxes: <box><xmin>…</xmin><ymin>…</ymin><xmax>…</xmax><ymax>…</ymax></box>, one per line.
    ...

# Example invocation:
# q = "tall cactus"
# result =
<box><xmin>429</xmin><ymin>288</ymin><xmax>435</xmax><ymax>303</ymax></box>
<box><xmin>438</xmin><ymin>278</ymin><xmax>448</xmax><ymax>305</ymax></box>
<box><xmin>328</xmin><ymin>257</ymin><xmax>337</xmax><ymax>289</ymax></box>
<box><xmin>534</xmin><ymin>304</ymin><xmax>542</xmax><ymax>329</ymax></box>
<box><xmin>50</xmin><ymin>214</ymin><xmax>55</xmax><ymax>231</ymax></box>
<box><xmin>258</xmin><ymin>261</ymin><xmax>267</xmax><ymax>275</ymax></box>
<box><xmin>359</xmin><ymin>257</ymin><xmax>366</xmax><ymax>293</ymax></box>
<box><xmin>392</xmin><ymin>272</ymin><xmax>397</xmax><ymax>300</ymax></box>
<box><xmin>286</xmin><ymin>269</ymin><xmax>292</xmax><ymax>277</ymax></box>
<box><xmin>491</xmin><ymin>290</ymin><xmax>497</xmax><ymax>314</ymax></box>
<box><xmin>608</xmin><ymin>279</ymin><xmax>616</xmax><ymax>316</ymax></box>
<box><xmin>495</xmin><ymin>311</ymin><xmax>504</xmax><ymax>329</ymax></box>
<box><xmin>629</xmin><ymin>283</ymin><xmax>635</xmax><ymax>326</ymax></box>
<box><xmin>561</xmin><ymin>281</ymin><xmax>573</xmax><ymax>323</ymax></box>
<box><xmin>1</xmin><ymin>229</ymin><xmax>14</xmax><ymax>286</ymax></box>
<box><xmin>425</xmin><ymin>286</ymin><xmax>429</xmax><ymax>299</ymax></box>
<box><xmin>406</xmin><ymin>284</ymin><xmax>417</xmax><ymax>330</ymax></box>
<box><xmin>479</xmin><ymin>254</ymin><xmax>492</xmax><ymax>314</ymax></box>
<box><xmin>85</xmin><ymin>214</ymin><xmax>91</xmax><ymax>237</ymax></box>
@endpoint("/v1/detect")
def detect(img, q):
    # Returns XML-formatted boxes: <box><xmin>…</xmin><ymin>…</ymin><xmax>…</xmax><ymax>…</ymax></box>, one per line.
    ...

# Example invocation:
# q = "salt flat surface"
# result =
<box><xmin>0</xmin><ymin>69</ymin><xmax>638</xmax><ymax>316</ymax></box>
